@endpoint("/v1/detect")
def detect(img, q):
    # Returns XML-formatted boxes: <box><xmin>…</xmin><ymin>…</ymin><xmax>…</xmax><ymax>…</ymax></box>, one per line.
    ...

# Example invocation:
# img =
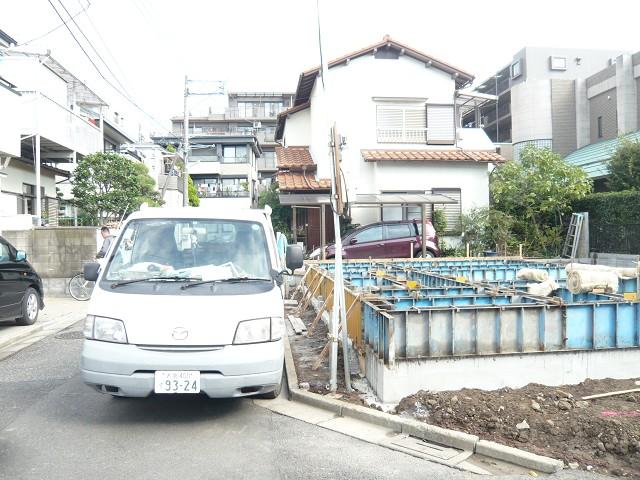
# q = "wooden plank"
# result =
<box><xmin>290</xmin><ymin>268</ymin><xmax>311</xmax><ymax>300</ymax></box>
<box><xmin>291</xmin><ymin>315</ymin><xmax>307</xmax><ymax>333</ymax></box>
<box><xmin>582</xmin><ymin>388</ymin><xmax>640</xmax><ymax>400</ymax></box>
<box><xmin>312</xmin><ymin>324</ymin><xmax>342</xmax><ymax>370</ymax></box>
<box><xmin>297</xmin><ymin>272</ymin><xmax>325</xmax><ymax>315</ymax></box>
<box><xmin>284</xmin><ymin>299</ymin><xmax>298</xmax><ymax>307</ymax></box>
<box><xmin>308</xmin><ymin>290</ymin><xmax>333</xmax><ymax>336</ymax></box>
<box><xmin>287</xmin><ymin>315</ymin><xmax>303</xmax><ymax>335</ymax></box>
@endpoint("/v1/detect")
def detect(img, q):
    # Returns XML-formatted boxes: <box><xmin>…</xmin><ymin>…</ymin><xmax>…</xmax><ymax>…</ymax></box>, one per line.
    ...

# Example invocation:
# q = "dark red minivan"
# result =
<box><xmin>325</xmin><ymin>220</ymin><xmax>440</xmax><ymax>259</ymax></box>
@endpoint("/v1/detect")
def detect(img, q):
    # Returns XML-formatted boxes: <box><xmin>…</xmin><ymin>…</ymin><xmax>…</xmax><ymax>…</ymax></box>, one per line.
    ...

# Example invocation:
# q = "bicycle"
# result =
<box><xmin>68</xmin><ymin>260</ymin><xmax>97</xmax><ymax>301</ymax></box>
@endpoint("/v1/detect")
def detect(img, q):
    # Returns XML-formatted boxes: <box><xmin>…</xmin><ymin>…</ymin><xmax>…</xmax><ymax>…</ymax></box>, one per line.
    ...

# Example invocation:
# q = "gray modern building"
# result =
<box><xmin>464</xmin><ymin>47</ymin><xmax>627</xmax><ymax>161</ymax></box>
<box><xmin>171</xmin><ymin>92</ymin><xmax>294</xmax><ymax>188</ymax></box>
<box><xmin>564</xmin><ymin>50</ymin><xmax>640</xmax><ymax>189</ymax></box>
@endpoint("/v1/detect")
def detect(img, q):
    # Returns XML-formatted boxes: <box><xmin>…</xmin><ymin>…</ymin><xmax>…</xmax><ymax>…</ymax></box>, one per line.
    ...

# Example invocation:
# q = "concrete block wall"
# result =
<box><xmin>2</xmin><ymin>227</ymin><xmax>97</xmax><ymax>278</ymax></box>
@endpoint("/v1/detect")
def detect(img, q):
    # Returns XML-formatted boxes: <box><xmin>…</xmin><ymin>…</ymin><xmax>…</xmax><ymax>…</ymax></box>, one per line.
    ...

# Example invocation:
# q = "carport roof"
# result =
<box><xmin>278</xmin><ymin>192</ymin><xmax>457</xmax><ymax>206</ymax></box>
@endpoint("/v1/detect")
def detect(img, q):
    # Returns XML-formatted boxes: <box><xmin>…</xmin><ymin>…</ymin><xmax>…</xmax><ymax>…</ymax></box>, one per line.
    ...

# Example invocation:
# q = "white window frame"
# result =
<box><xmin>511</xmin><ymin>60</ymin><xmax>522</xmax><ymax>79</ymax></box>
<box><xmin>550</xmin><ymin>56</ymin><xmax>567</xmax><ymax>71</ymax></box>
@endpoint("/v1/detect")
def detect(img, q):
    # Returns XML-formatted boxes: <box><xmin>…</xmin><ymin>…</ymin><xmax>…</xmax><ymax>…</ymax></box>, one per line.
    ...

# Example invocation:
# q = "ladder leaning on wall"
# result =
<box><xmin>562</xmin><ymin>213</ymin><xmax>584</xmax><ymax>259</ymax></box>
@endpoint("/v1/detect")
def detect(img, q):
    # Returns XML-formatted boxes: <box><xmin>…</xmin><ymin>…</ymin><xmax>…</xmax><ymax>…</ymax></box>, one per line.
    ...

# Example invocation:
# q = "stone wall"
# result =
<box><xmin>2</xmin><ymin>227</ymin><xmax>98</xmax><ymax>279</ymax></box>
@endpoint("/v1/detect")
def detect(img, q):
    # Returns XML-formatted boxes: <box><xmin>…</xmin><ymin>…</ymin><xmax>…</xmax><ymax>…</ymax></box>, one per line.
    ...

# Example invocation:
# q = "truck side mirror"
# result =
<box><xmin>15</xmin><ymin>250</ymin><xmax>27</xmax><ymax>262</ymax></box>
<box><xmin>84</xmin><ymin>262</ymin><xmax>101</xmax><ymax>282</ymax></box>
<box><xmin>285</xmin><ymin>244</ymin><xmax>304</xmax><ymax>271</ymax></box>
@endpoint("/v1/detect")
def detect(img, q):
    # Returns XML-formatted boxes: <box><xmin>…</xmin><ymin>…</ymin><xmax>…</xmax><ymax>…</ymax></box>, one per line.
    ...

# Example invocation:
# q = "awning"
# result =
<box><xmin>278</xmin><ymin>192</ymin><xmax>457</xmax><ymax>206</ymax></box>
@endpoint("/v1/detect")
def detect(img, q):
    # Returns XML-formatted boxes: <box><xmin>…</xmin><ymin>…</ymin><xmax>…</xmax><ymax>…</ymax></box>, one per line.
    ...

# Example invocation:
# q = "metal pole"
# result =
<box><xmin>495</xmin><ymin>76</ymin><xmax>499</xmax><ymax>143</ymax></box>
<box><xmin>35</xmin><ymin>133</ymin><xmax>41</xmax><ymax>223</ymax></box>
<box><xmin>421</xmin><ymin>204</ymin><xmax>427</xmax><ymax>258</ymax></box>
<box><xmin>182</xmin><ymin>75</ymin><xmax>189</xmax><ymax>207</ymax></box>
<box><xmin>320</xmin><ymin>205</ymin><xmax>326</xmax><ymax>260</ymax></box>
<box><xmin>73</xmin><ymin>151</ymin><xmax>78</xmax><ymax>227</ymax></box>
<box><xmin>292</xmin><ymin>206</ymin><xmax>298</xmax><ymax>244</ymax></box>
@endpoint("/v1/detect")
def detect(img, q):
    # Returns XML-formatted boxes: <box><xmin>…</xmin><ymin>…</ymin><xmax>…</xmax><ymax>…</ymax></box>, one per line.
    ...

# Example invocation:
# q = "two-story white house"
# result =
<box><xmin>275</xmin><ymin>36</ymin><xmax>504</xmax><ymax>251</ymax></box>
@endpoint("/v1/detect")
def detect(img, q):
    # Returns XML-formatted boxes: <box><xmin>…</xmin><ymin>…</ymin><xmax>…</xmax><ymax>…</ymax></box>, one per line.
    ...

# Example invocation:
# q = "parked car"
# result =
<box><xmin>323</xmin><ymin>220</ymin><xmax>440</xmax><ymax>259</ymax></box>
<box><xmin>80</xmin><ymin>207</ymin><xmax>303</xmax><ymax>399</ymax></box>
<box><xmin>0</xmin><ymin>236</ymin><xmax>44</xmax><ymax>325</ymax></box>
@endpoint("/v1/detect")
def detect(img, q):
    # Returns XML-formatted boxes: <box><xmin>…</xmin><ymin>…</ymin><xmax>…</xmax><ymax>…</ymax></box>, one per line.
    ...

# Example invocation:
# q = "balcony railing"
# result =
<box><xmin>376</xmin><ymin>128</ymin><xmax>428</xmax><ymax>144</ymax></box>
<box><xmin>257</xmin><ymin>157</ymin><xmax>277</xmax><ymax>170</ymax></box>
<box><xmin>158</xmin><ymin>174</ymin><xmax>184</xmax><ymax>193</ymax></box>
<box><xmin>185</xmin><ymin>127</ymin><xmax>276</xmax><ymax>143</ymax></box>
<box><xmin>225</xmin><ymin>107</ymin><xmax>284</xmax><ymax>119</ymax></box>
<box><xmin>196</xmin><ymin>190</ymin><xmax>250</xmax><ymax>199</ymax></box>
<box><xmin>18</xmin><ymin>91</ymin><xmax>102</xmax><ymax>155</ymax></box>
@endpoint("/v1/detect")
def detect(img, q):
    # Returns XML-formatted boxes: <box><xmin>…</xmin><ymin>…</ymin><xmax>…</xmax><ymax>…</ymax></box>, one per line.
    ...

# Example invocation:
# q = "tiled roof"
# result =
<box><xmin>564</xmin><ymin>130</ymin><xmax>640</xmax><ymax>178</ymax></box>
<box><xmin>361</xmin><ymin>149</ymin><xmax>505</xmax><ymax>163</ymax></box>
<box><xmin>275</xmin><ymin>146</ymin><xmax>316</xmax><ymax>169</ymax></box>
<box><xmin>277</xmin><ymin>172</ymin><xmax>331</xmax><ymax>191</ymax></box>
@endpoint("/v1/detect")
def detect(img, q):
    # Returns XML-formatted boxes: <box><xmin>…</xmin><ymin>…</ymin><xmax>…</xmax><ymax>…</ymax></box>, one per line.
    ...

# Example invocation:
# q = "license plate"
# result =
<box><xmin>154</xmin><ymin>371</ymin><xmax>200</xmax><ymax>394</ymax></box>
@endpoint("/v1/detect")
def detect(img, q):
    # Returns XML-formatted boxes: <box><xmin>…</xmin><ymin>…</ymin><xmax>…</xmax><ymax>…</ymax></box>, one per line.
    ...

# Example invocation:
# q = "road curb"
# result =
<box><xmin>0</xmin><ymin>324</ymin><xmax>46</xmax><ymax>351</ymax></box>
<box><xmin>283</xmin><ymin>334</ymin><xmax>564</xmax><ymax>474</ymax></box>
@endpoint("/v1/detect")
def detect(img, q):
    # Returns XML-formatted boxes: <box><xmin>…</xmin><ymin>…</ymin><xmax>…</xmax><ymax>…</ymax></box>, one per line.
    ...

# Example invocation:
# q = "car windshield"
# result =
<box><xmin>104</xmin><ymin>218</ymin><xmax>271</xmax><ymax>282</ymax></box>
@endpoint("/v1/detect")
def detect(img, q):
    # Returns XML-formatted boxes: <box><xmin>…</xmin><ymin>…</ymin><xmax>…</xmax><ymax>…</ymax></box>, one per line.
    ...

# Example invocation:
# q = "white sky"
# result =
<box><xmin>3</xmin><ymin>0</ymin><xmax>639</xmax><ymax>137</ymax></box>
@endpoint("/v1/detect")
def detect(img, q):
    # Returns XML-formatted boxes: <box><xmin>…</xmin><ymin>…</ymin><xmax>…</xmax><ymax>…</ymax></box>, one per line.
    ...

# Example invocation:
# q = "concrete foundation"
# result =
<box><xmin>366</xmin><ymin>347</ymin><xmax>640</xmax><ymax>403</ymax></box>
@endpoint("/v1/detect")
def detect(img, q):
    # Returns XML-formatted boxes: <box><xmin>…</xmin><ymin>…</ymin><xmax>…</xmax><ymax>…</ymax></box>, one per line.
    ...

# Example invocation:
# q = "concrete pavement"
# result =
<box><xmin>0</xmin><ymin>300</ymin><xmax>612</xmax><ymax>479</ymax></box>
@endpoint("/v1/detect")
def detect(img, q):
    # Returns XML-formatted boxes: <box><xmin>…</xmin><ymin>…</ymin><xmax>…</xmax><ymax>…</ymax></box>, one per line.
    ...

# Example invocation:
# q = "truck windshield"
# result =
<box><xmin>104</xmin><ymin>219</ymin><xmax>271</xmax><ymax>283</ymax></box>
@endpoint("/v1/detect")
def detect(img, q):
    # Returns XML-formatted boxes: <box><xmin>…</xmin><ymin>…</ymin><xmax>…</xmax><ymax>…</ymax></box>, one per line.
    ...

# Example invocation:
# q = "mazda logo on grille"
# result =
<box><xmin>172</xmin><ymin>327</ymin><xmax>189</xmax><ymax>341</ymax></box>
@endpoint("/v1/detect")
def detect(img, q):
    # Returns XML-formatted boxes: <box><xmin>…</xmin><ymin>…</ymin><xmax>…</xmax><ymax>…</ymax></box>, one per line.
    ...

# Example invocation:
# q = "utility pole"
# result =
<box><xmin>182</xmin><ymin>75</ymin><xmax>189</xmax><ymax>206</ymax></box>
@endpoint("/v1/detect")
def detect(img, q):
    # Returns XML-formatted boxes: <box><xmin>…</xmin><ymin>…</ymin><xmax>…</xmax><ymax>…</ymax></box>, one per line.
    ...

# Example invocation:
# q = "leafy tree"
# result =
<box><xmin>490</xmin><ymin>146</ymin><xmax>591</xmax><ymax>256</ymax></box>
<box><xmin>187</xmin><ymin>175</ymin><xmax>200</xmax><ymax>207</ymax></box>
<box><xmin>258</xmin><ymin>183</ymin><xmax>291</xmax><ymax>236</ymax></box>
<box><xmin>71</xmin><ymin>152</ymin><xmax>161</xmax><ymax>224</ymax></box>
<box><xmin>607</xmin><ymin>138</ymin><xmax>640</xmax><ymax>191</ymax></box>
<box><xmin>432</xmin><ymin>208</ymin><xmax>448</xmax><ymax>235</ymax></box>
<box><xmin>461</xmin><ymin>208</ymin><xmax>514</xmax><ymax>255</ymax></box>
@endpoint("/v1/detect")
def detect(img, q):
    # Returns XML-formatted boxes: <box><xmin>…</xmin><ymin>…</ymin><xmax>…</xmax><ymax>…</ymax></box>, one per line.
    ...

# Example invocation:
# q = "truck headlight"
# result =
<box><xmin>233</xmin><ymin>317</ymin><xmax>283</xmax><ymax>344</ymax></box>
<box><xmin>84</xmin><ymin>315</ymin><xmax>128</xmax><ymax>343</ymax></box>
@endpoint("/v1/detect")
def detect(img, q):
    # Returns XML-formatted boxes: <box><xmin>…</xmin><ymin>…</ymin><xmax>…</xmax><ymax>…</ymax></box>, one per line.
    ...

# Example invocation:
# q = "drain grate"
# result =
<box><xmin>390</xmin><ymin>436</ymin><xmax>461</xmax><ymax>460</ymax></box>
<box><xmin>55</xmin><ymin>330</ymin><xmax>85</xmax><ymax>340</ymax></box>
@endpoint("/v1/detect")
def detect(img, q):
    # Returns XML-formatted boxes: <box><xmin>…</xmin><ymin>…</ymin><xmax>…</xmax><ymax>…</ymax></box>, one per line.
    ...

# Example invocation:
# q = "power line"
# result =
<box><xmin>75</xmin><ymin>0</ymin><xmax>134</xmax><ymax>97</ymax></box>
<box><xmin>45</xmin><ymin>0</ymin><xmax>174</xmax><ymax>137</ymax></box>
<box><xmin>55</xmin><ymin>0</ymin><xmax>132</xmax><ymax>98</ymax></box>
<box><xmin>20</xmin><ymin>0</ymin><xmax>90</xmax><ymax>46</ymax></box>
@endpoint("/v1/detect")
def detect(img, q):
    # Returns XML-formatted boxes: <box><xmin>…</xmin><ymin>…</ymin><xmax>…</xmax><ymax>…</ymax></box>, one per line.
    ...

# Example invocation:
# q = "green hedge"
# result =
<box><xmin>573</xmin><ymin>190</ymin><xmax>640</xmax><ymax>225</ymax></box>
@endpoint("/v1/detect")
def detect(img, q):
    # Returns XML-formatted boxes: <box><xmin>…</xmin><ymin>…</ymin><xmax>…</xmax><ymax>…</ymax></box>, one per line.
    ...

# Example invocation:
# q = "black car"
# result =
<box><xmin>0</xmin><ymin>236</ymin><xmax>44</xmax><ymax>325</ymax></box>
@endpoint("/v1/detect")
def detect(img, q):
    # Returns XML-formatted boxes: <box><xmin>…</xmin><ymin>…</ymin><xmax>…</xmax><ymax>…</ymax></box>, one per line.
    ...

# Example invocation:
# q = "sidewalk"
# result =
<box><xmin>0</xmin><ymin>297</ymin><xmax>88</xmax><ymax>361</ymax></box>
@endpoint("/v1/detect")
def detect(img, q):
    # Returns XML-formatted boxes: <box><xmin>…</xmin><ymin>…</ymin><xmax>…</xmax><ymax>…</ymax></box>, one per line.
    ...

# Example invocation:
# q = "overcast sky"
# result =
<box><xmin>3</xmin><ymin>0</ymin><xmax>639</xmax><ymax>137</ymax></box>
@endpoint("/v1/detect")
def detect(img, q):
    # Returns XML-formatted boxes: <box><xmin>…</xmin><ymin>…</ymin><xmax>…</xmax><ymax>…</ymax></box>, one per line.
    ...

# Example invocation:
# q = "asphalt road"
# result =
<box><xmin>0</xmin><ymin>321</ymin><xmax>609</xmax><ymax>480</ymax></box>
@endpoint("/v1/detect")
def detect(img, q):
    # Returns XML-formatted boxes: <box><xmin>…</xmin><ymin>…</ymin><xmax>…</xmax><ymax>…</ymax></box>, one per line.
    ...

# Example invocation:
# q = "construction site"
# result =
<box><xmin>286</xmin><ymin>254</ymin><xmax>640</xmax><ymax>476</ymax></box>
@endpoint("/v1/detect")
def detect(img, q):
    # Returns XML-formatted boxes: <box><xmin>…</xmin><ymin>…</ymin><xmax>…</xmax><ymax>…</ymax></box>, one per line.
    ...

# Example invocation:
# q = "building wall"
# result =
<box><xmin>0</xmin><ymin>56</ymin><xmax>68</xmax><ymax>105</ymax></box>
<box><xmin>510</xmin><ymin>80</ymin><xmax>553</xmax><ymax>150</ymax></box>
<box><xmin>589</xmin><ymin>89</ymin><xmax>618</xmax><ymax>142</ymax></box>
<box><xmin>550</xmin><ymin>79</ymin><xmax>577</xmax><ymax>156</ymax></box>
<box><xmin>283</xmin><ymin>108</ymin><xmax>311</xmax><ymax>146</ymax></box>
<box><xmin>308</xmin><ymin>53</ymin><xmax>458</xmax><ymax>204</ymax></box>
<box><xmin>0</xmin><ymin>85</ymin><xmax>20</xmax><ymax>157</ymax></box>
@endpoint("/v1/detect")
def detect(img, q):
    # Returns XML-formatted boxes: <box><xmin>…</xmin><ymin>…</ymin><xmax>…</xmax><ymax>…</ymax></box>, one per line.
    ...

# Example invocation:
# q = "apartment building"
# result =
<box><xmin>464</xmin><ymin>47</ymin><xmax>624</xmax><ymax>160</ymax></box>
<box><xmin>152</xmin><ymin>134</ymin><xmax>262</xmax><ymax>209</ymax></box>
<box><xmin>171</xmin><ymin>92</ymin><xmax>293</xmax><ymax>189</ymax></box>
<box><xmin>564</xmin><ymin>51</ymin><xmax>640</xmax><ymax>189</ymax></box>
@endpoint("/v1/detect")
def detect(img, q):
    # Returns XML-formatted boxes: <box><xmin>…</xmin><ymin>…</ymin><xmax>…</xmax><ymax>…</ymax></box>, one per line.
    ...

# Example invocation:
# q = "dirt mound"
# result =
<box><xmin>396</xmin><ymin>379</ymin><xmax>640</xmax><ymax>477</ymax></box>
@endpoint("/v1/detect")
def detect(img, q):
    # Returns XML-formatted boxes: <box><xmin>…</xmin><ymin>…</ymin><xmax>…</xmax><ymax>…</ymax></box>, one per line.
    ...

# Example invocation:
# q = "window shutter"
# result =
<box><xmin>377</xmin><ymin>104</ymin><xmax>426</xmax><ymax>143</ymax></box>
<box><xmin>432</xmin><ymin>189</ymin><xmax>461</xmax><ymax>233</ymax></box>
<box><xmin>427</xmin><ymin>105</ymin><xmax>455</xmax><ymax>144</ymax></box>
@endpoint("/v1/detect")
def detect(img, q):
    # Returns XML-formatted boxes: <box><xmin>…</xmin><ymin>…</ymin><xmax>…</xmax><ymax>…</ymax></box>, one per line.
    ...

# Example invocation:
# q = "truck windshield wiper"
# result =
<box><xmin>180</xmin><ymin>276</ymin><xmax>271</xmax><ymax>290</ymax></box>
<box><xmin>110</xmin><ymin>276</ymin><xmax>201</xmax><ymax>289</ymax></box>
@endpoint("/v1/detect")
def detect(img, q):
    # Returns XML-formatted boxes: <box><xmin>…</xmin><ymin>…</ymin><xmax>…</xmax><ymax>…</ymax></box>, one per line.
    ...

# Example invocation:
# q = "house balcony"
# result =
<box><xmin>196</xmin><ymin>190</ymin><xmax>249</xmax><ymax>199</ymax></box>
<box><xmin>376</xmin><ymin>128</ymin><xmax>428</xmax><ymax>144</ymax></box>
<box><xmin>256</xmin><ymin>157</ymin><xmax>277</xmax><ymax>171</ymax></box>
<box><xmin>0</xmin><ymin>81</ymin><xmax>21</xmax><ymax>157</ymax></box>
<box><xmin>18</xmin><ymin>91</ymin><xmax>102</xmax><ymax>156</ymax></box>
<box><xmin>225</xmin><ymin>107</ymin><xmax>284</xmax><ymax>119</ymax></box>
<box><xmin>185</xmin><ymin>127</ymin><xmax>276</xmax><ymax>143</ymax></box>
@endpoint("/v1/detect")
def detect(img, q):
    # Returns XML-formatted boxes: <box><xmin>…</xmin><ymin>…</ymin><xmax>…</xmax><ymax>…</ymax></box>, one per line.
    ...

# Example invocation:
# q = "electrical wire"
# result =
<box><xmin>74</xmin><ymin>0</ymin><xmax>134</xmax><ymax>98</ymax></box>
<box><xmin>315</xmin><ymin>0</ymin><xmax>325</xmax><ymax>90</ymax></box>
<box><xmin>55</xmin><ymin>0</ymin><xmax>132</xmax><ymax>98</ymax></box>
<box><xmin>19</xmin><ymin>0</ymin><xmax>90</xmax><ymax>46</ymax></box>
<box><xmin>46</xmin><ymin>0</ymin><xmax>175</xmax><ymax>137</ymax></box>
